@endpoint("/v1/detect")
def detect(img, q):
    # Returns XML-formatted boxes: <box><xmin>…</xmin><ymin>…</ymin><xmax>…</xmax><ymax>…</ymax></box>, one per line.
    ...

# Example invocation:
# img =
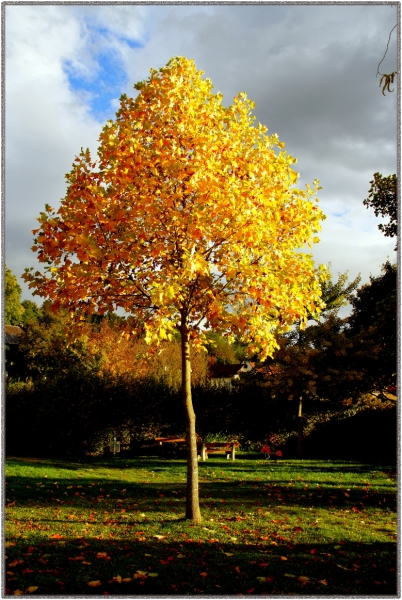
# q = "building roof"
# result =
<box><xmin>5</xmin><ymin>325</ymin><xmax>24</xmax><ymax>345</ymax></box>
<box><xmin>209</xmin><ymin>363</ymin><xmax>245</xmax><ymax>379</ymax></box>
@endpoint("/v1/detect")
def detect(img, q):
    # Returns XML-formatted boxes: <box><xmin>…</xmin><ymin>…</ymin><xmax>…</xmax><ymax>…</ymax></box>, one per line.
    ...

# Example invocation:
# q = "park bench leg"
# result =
<box><xmin>201</xmin><ymin>443</ymin><xmax>207</xmax><ymax>461</ymax></box>
<box><xmin>231</xmin><ymin>444</ymin><xmax>235</xmax><ymax>461</ymax></box>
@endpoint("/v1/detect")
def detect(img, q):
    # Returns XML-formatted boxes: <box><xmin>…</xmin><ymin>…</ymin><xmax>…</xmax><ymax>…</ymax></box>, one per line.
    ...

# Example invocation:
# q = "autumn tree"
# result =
<box><xmin>23</xmin><ymin>56</ymin><xmax>326</xmax><ymax>522</ymax></box>
<box><xmin>5</xmin><ymin>267</ymin><xmax>25</xmax><ymax>325</ymax></box>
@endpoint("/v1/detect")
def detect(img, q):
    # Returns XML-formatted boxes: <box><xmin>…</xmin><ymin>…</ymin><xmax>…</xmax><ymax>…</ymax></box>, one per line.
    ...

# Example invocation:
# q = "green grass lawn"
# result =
<box><xmin>5</xmin><ymin>455</ymin><xmax>397</xmax><ymax>595</ymax></box>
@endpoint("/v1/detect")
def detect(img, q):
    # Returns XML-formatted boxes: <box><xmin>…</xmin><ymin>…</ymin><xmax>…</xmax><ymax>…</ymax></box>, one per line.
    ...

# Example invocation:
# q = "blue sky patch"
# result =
<box><xmin>64</xmin><ymin>50</ymin><xmax>130</xmax><ymax>122</ymax></box>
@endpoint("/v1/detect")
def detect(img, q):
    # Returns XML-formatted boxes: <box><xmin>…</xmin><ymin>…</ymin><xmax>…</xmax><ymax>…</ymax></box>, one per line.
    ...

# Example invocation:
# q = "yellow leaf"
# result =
<box><xmin>88</xmin><ymin>581</ymin><xmax>101</xmax><ymax>587</ymax></box>
<box><xmin>13</xmin><ymin>590</ymin><xmax>24</xmax><ymax>596</ymax></box>
<box><xmin>148</xmin><ymin>573</ymin><xmax>159</xmax><ymax>577</ymax></box>
<box><xmin>26</xmin><ymin>587</ymin><xmax>38</xmax><ymax>593</ymax></box>
<box><xmin>122</xmin><ymin>578</ymin><xmax>132</xmax><ymax>582</ymax></box>
<box><xmin>280</xmin><ymin>556</ymin><xmax>288</xmax><ymax>561</ymax></box>
<box><xmin>224</xmin><ymin>552</ymin><xmax>234</xmax><ymax>556</ymax></box>
<box><xmin>284</xmin><ymin>573</ymin><xmax>296</xmax><ymax>578</ymax></box>
<box><xmin>319</xmin><ymin>579</ymin><xmax>328</xmax><ymax>585</ymax></box>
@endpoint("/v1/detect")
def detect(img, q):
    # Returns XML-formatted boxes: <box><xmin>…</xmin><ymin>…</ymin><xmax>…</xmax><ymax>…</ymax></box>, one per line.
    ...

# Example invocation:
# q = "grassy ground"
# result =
<box><xmin>5</xmin><ymin>455</ymin><xmax>397</xmax><ymax>596</ymax></box>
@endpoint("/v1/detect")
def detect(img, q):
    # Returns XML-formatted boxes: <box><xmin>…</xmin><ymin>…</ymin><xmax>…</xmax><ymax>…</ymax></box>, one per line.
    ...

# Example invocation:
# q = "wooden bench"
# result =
<box><xmin>197</xmin><ymin>442</ymin><xmax>239</xmax><ymax>461</ymax></box>
<box><xmin>155</xmin><ymin>437</ymin><xmax>186</xmax><ymax>445</ymax></box>
<box><xmin>154</xmin><ymin>438</ymin><xmax>239</xmax><ymax>461</ymax></box>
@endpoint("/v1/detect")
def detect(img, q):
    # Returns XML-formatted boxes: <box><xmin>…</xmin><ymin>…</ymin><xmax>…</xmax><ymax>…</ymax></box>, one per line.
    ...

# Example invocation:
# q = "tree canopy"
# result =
<box><xmin>24</xmin><ymin>56</ymin><xmax>326</xmax><ymax>358</ymax></box>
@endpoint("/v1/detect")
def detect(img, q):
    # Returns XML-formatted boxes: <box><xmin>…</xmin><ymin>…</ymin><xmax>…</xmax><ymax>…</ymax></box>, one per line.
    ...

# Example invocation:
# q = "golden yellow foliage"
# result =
<box><xmin>24</xmin><ymin>56</ymin><xmax>326</xmax><ymax>360</ymax></box>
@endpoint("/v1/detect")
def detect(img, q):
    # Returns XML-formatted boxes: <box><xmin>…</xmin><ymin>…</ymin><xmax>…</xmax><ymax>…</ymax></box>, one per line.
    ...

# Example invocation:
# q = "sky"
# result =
<box><xmin>4</xmin><ymin>3</ymin><xmax>398</xmax><ymax>316</ymax></box>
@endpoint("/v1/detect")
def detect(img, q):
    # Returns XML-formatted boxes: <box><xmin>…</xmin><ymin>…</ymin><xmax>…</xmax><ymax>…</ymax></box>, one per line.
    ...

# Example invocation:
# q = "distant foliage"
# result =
<box><xmin>5</xmin><ymin>267</ymin><xmax>24</xmax><ymax>325</ymax></box>
<box><xmin>363</xmin><ymin>173</ymin><xmax>397</xmax><ymax>245</ymax></box>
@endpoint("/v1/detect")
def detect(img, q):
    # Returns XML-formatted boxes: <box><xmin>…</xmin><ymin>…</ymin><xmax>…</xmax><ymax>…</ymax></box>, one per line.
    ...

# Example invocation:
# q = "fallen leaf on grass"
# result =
<box><xmin>337</xmin><ymin>564</ymin><xmax>349</xmax><ymax>570</ymax></box>
<box><xmin>49</xmin><ymin>534</ymin><xmax>63</xmax><ymax>539</ymax></box>
<box><xmin>280</xmin><ymin>556</ymin><xmax>288</xmax><ymax>561</ymax></box>
<box><xmin>224</xmin><ymin>553</ymin><xmax>233</xmax><ymax>557</ymax></box>
<box><xmin>88</xmin><ymin>581</ymin><xmax>101</xmax><ymax>587</ymax></box>
<box><xmin>148</xmin><ymin>573</ymin><xmax>158</xmax><ymax>578</ymax></box>
<box><xmin>122</xmin><ymin>578</ymin><xmax>132</xmax><ymax>582</ymax></box>
<box><xmin>284</xmin><ymin>574</ymin><xmax>296</xmax><ymax>578</ymax></box>
<box><xmin>200</xmin><ymin>572</ymin><xmax>208</xmax><ymax>577</ymax></box>
<box><xmin>234</xmin><ymin>566</ymin><xmax>240</xmax><ymax>573</ymax></box>
<box><xmin>25</xmin><ymin>587</ymin><xmax>38</xmax><ymax>593</ymax></box>
<box><xmin>110</xmin><ymin>576</ymin><xmax>122</xmax><ymax>583</ymax></box>
<box><xmin>298</xmin><ymin>576</ymin><xmax>310</xmax><ymax>582</ymax></box>
<box><xmin>13</xmin><ymin>590</ymin><xmax>24</xmax><ymax>595</ymax></box>
<box><xmin>153</xmin><ymin>535</ymin><xmax>165</xmax><ymax>540</ymax></box>
<box><xmin>9</xmin><ymin>560</ymin><xmax>24</xmax><ymax>567</ymax></box>
<box><xmin>319</xmin><ymin>579</ymin><xmax>328</xmax><ymax>585</ymax></box>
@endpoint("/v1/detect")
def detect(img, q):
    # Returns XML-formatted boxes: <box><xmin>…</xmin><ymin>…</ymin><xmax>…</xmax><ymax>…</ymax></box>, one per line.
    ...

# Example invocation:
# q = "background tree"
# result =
<box><xmin>23</xmin><ymin>56</ymin><xmax>326</xmax><ymax>522</ymax></box>
<box><xmin>346</xmin><ymin>261</ymin><xmax>397</xmax><ymax>402</ymax></box>
<box><xmin>205</xmin><ymin>331</ymin><xmax>239</xmax><ymax>365</ymax></box>
<box><xmin>292</xmin><ymin>268</ymin><xmax>360</xmax><ymax>455</ymax></box>
<box><xmin>5</xmin><ymin>267</ymin><xmax>25</xmax><ymax>325</ymax></box>
<box><xmin>363</xmin><ymin>173</ymin><xmax>397</xmax><ymax>247</ymax></box>
<box><xmin>20</xmin><ymin>299</ymin><xmax>42</xmax><ymax>326</ymax></box>
<box><xmin>315</xmin><ymin>267</ymin><xmax>361</xmax><ymax>321</ymax></box>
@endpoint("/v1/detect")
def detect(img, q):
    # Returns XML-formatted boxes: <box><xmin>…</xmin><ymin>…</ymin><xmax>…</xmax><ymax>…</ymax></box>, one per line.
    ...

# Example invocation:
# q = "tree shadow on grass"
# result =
<box><xmin>5</xmin><ymin>473</ymin><xmax>397</xmax><ymax>513</ymax></box>
<box><xmin>5</xmin><ymin>534</ymin><xmax>397</xmax><ymax>595</ymax></box>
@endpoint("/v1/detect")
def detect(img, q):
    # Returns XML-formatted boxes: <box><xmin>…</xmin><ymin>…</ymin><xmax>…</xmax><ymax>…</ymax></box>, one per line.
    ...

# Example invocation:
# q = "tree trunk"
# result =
<box><xmin>181</xmin><ymin>322</ymin><xmax>202</xmax><ymax>523</ymax></box>
<box><xmin>297</xmin><ymin>395</ymin><xmax>303</xmax><ymax>458</ymax></box>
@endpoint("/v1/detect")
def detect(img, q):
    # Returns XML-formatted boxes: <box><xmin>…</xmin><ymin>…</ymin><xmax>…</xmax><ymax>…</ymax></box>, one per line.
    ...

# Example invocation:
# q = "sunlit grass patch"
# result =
<box><xmin>5</xmin><ymin>456</ymin><xmax>397</xmax><ymax>595</ymax></box>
